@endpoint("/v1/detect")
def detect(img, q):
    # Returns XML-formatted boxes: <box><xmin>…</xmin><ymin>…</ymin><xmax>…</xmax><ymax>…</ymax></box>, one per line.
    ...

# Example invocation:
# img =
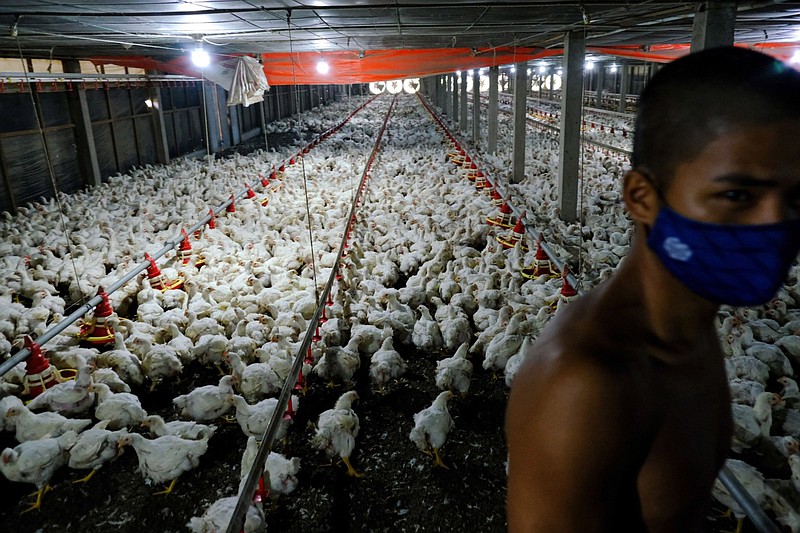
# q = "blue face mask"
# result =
<box><xmin>646</xmin><ymin>206</ymin><xmax>800</xmax><ymax>307</ymax></box>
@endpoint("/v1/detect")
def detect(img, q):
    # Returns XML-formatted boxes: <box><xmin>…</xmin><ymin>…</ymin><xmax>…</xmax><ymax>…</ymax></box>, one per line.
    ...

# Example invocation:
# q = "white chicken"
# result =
<box><xmin>468</xmin><ymin>305</ymin><xmax>512</xmax><ymax>356</ymax></box>
<box><xmin>482</xmin><ymin>313</ymin><xmax>525</xmax><ymax>373</ymax></box>
<box><xmin>712</xmin><ymin>459</ymin><xmax>766</xmax><ymax>533</ymax></box>
<box><xmin>369</xmin><ymin>335</ymin><xmax>407</xmax><ymax>390</ymax></box>
<box><xmin>409</xmin><ymin>390</ymin><xmax>454</xmax><ymax>468</ymax></box>
<box><xmin>88</xmin><ymin>382</ymin><xmax>148</xmax><ymax>430</ymax></box>
<box><xmin>193</xmin><ymin>333</ymin><xmax>229</xmax><ymax>371</ymax></box>
<box><xmin>140</xmin><ymin>414</ymin><xmax>217</xmax><ymax>440</ymax></box>
<box><xmin>412</xmin><ymin>305</ymin><xmax>444</xmax><ymax>352</ymax></box>
<box><xmin>0</xmin><ymin>395</ymin><xmax>24</xmax><ymax>432</ymax></box>
<box><xmin>311</xmin><ymin>390</ymin><xmax>362</xmax><ymax>477</ymax></box>
<box><xmin>435</xmin><ymin>342</ymin><xmax>473</xmax><ymax>396</ymax></box>
<box><xmin>166</xmin><ymin>323</ymin><xmax>195</xmax><ymax>365</ymax></box>
<box><xmin>187</xmin><ymin>495</ymin><xmax>265</xmax><ymax>533</ymax></box>
<box><xmin>225</xmin><ymin>351</ymin><xmax>282</xmax><ymax>403</ymax></box>
<box><xmin>439</xmin><ymin>304</ymin><xmax>472</xmax><ymax>352</ymax></box>
<box><xmin>26</xmin><ymin>354</ymin><xmax>95</xmax><ymax>416</ymax></box>
<box><xmin>141</xmin><ymin>343</ymin><xmax>184</xmax><ymax>390</ymax></box>
<box><xmin>172</xmin><ymin>374</ymin><xmax>236</xmax><ymax>422</ymax></box>
<box><xmin>119</xmin><ymin>432</ymin><xmax>210</xmax><ymax>494</ymax></box>
<box><xmin>505</xmin><ymin>335</ymin><xmax>535</xmax><ymax>388</ymax></box>
<box><xmin>0</xmin><ymin>430</ymin><xmax>79</xmax><ymax>512</ymax></box>
<box><xmin>240</xmin><ymin>436</ymin><xmax>301</xmax><ymax>500</ymax></box>
<box><xmin>4</xmin><ymin>403</ymin><xmax>92</xmax><ymax>443</ymax></box>
<box><xmin>228</xmin><ymin>394</ymin><xmax>297</xmax><ymax>440</ymax></box>
<box><xmin>67</xmin><ymin>420</ymin><xmax>128</xmax><ymax>483</ymax></box>
<box><xmin>313</xmin><ymin>335</ymin><xmax>361</xmax><ymax>386</ymax></box>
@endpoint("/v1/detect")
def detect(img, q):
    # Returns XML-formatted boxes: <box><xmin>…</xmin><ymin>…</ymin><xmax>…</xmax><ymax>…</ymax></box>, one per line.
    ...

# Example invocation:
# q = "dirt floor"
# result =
<box><xmin>0</xmin><ymin>341</ymin><xmax>751</xmax><ymax>533</ymax></box>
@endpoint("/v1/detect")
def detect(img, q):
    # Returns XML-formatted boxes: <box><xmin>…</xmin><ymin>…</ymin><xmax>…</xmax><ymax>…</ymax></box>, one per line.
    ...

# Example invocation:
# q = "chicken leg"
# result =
<box><xmin>342</xmin><ymin>456</ymin><xmax>364</xmax><ymax>478</ymax></box>
<box><xmin>22</xmin><ymin>484</ymin><xmax>52</xmax><ymax>513</ymax></box>
<box><xmin>73</xmin><ymin>469</ymin><xmax>98</xmax><ymax>484</ymax></box>
<box><xmin>154</xmin><ymin>478</ymin><xmax>179</xmax><ymax>495</ymax></box>
<box><xmin>432</xmin><ymin>447</ymin><xmax>449</xmax><ymax>469</ymax></box>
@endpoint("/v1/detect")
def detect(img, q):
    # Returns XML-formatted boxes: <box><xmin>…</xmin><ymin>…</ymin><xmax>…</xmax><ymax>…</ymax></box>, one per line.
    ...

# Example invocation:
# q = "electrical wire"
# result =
<box><xmin>15</xmin><ymin>36</ymin><xmax>86</xmax><ymax>309</ymax></box>
<box><xmin>287</xmin><ymin>11</ymin><xmax>320</xmax><ymax>303</ymax></box>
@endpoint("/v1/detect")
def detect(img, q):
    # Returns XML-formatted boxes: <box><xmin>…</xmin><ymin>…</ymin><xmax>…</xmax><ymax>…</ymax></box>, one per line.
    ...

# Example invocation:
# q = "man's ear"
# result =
<box><xmin>623</xmin><ymin>169</ymin><xmax>660</xmax><ymax>226</ymax></box>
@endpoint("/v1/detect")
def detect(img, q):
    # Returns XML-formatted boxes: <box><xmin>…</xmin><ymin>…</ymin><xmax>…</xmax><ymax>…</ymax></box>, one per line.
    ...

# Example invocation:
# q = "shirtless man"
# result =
<box><xmin>505</xmin><ymin>47</ymin><xmax>800</xmax><ymax>532</ymax></box>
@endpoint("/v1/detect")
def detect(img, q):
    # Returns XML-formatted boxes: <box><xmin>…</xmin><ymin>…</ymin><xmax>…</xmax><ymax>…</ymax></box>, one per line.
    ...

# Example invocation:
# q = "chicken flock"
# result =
<box><xmin>0</xmin><ymin>89</ymin><xmax>797</xmax><ymax>533</ymax></box>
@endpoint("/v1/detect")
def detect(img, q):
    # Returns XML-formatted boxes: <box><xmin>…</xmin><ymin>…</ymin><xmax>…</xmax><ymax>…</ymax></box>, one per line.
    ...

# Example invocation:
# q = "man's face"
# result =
<box><xmin>662</xmin><ymin>120</ymin><xmax>800</xmax><ymax>226</ymax></box>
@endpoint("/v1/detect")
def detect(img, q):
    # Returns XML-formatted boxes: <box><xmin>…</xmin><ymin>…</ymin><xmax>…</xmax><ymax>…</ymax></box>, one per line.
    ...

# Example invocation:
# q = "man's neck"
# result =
<box><xmin>609</xmin><ymin>237</ymin><xmax>720</xmax><ymax>351</ymax></box>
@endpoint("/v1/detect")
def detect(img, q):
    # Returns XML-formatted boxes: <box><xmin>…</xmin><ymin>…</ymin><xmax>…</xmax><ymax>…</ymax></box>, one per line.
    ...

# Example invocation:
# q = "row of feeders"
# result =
<box><xmin>424</xmin><ymin>96</ymin><xmax>579</xmax><ymax>300</ymax></box>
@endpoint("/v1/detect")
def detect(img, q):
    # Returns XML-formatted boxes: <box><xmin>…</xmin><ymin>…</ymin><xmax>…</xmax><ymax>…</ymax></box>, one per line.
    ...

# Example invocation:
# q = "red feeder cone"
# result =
<box><xmin>319</xmin><ymin>306</ymin><xmax>328</xmax><ymax>324</ymax></box>
<box><xmin>560</xmin><ymin>265</ymin><xmax>578</xmax><ymax>298</ymax></box>
<box><xmin>226</xmin><ymin>194</ymin><xmax>236</xmax><ymax>213</ymax></box>
<box><xmin>326</xmin><ymin>292</ymin><xmax>334</xmax><ymax>307</ymax></box>
<box><xmin>79</xmin><ymin>286</ymin><xmax>116</xmax><ymax>347</ymax></box>
<box><xmin>497</xmin><ymin>214</ymin><xmax>529</xmax><ymax>252</ymax></box>
<box><xmin>245</xmin><ymin>183</ymin><xmax>256</xmax><ymax>199</ymax></box>
<box><xmin>312</xmin><ymin>326</ymin><xmax>321</xmax><ymax>343</ymax></box>
<box><xmin>208</xmin><ymin>209</ymin><xmax>216</xmax><ymax>229</ymax></box>
<box><xmin>178</xmin><ymin>228</ymin><xmax>193</xmax><ymax>265</ymax></box>
<box><xmin>253</xmin><ymin>476</ymin><xmax>269</xmax><ymax>505</ymax></box>
<box><xmin>260</xmin><ymin>173</ymin><xmax>270</xmax><ymax>187</ymax></box>
<box><xmin>475</xmin><ymin>172</ymin><xmax>488</xmax><ymax>190</ymax></box>
<box><xmin>490</xmin><ymin>188</ymin><xmax>503</xmax><ymax>206</ymax></box>
<box><xmin>145</xmin><ymin>252</ymin><xmax>166</xmax><ymax>290</ymax></box>
<box><xmin>486</xmin><ymin>201</ymin><xmax>516</xmax><ymax>229</ymax></box>
<box><xmin>294</xmin><ymin>370</ymin><xmax>306</xmax><ymax>394</ymax></box>
<box><xmin>144</xmin><ymin>253</ymin><xmax>183</xmax><ymax>292</ymax></box>
<box><xmin>21</xmin><ymin>336</ymin><xmax>71</xmax><ymax>400</ymax></box>
<box><xmin>522</xmin><ymin>236</ymin><xmax>557</xmax><ymax>279</ymax></box>
<box><xmin>465</xmin><ymin>163</ymin><xmax>479</xmax><ymax>182</ymax></box>
<box><xmin>283</xmin><ymin>396</ymin><xmax>295</xmax><ymax>420</ymax></box>
<box><xmin>305</xmin><ymin>346</ymin><xmax>315</xmax><ymax>365</ymax></box>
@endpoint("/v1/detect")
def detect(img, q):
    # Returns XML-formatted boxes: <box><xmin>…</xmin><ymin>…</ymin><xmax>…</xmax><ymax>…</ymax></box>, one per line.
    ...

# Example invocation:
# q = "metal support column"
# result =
<box><xmin>204</xmin><ymin>82</ymin><xmax>222</xmax><ymax>153</ymax></box>
<box><xmin>62</xmin><ymin>59</ymin><xmax>102</xmax><ymax>186</ymax></box>
<box><xmin>488</xmin><ymin>66</ymin><xmax>498</xmax><ymax>154</ymax></box>
<box><xmin>511</xmin><ymin>61</ymin><xmax>528</xmax><ymax>184</ymax></box>
<box><xmin>451</xmin><ymin>73</ymin><xmax>459</xmax><ymax>124</ymax></box>
<box><xmin>595</xmin><ymin>62</ymin><xmax>605</xmax><ymax>108</ymax></box>
<box><xmin>472</xmin><ymin>70</ymin><xmax>480</xmax><ymax>145</ymax></box>
<box><xmin>691</xmin><ymin>1</ymin><xmax>737</xmax><ymax>52</ymax></box>
<box><xmin>460</xmin><ymin>71</ymin><xmax>468</xmax><ymax>131</ymax></box>
<box><xmin>618</xmin><ymin>61</ymin><xmax>630</xmax><ymax>113</ymax></box>
<box><xmin>558</xmin><ymin>30</ymin><xmax>585</xmax><ymax>223</ymax></box>
<box><xmin>442</xmin><ymin>74</ymin><xmax>453</xmax><ymax>115</ymax></box>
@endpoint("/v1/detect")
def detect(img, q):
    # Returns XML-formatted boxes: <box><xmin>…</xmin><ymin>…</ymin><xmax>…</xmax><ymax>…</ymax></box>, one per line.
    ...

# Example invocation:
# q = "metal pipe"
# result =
<box><xmin>225</xmin><ymin>94</ymin><xmax>395</xmax><ymax>533</ymax></box>
<box><xmin>0</xmin><ymin>72</ymin><xmax>200</xmax><ymax>83</ymax></box>
<box><xmin>718</xmin><ymin>466</ymin><xmax>781</xmax><ymax>533</ymax></box>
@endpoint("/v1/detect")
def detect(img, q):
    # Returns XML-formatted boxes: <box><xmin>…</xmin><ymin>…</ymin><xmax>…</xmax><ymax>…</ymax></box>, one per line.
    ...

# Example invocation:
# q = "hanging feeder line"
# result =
<box><xmin>225</xmin><ymin>94</ymin><xmax>397</xmax><ymax>533</ymax></box>
<box><xmin>0</xmin><ymin>95</ymin><xmax>378</xmax><ymax>380</ymax></box>
<box><xmin>422</xmin><ymin>94</ymin><xmax>780</xmax><ymax>533</ymax></box>
<box><xmin>418</xmin><ymin>93</ymin><xmax>581</xmax><ymax>292</ymax></box>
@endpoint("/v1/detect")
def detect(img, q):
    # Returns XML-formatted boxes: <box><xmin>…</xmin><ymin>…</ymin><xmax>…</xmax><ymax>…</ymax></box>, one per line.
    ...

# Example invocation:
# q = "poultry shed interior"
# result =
<box><xmin>1</xmin><ymin>1</ymin><xmax>800</xmax><ymax>532</ymax></box>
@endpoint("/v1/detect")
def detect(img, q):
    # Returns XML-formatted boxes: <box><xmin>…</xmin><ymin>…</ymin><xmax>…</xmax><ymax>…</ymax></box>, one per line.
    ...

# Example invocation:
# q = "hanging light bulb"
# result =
<box><xmin>316</xmin><ymin>60</ymin><xmax>330</xmax><ymax>74</ymax></box>
<box><xmin>191</xmin><ymin>47</ymin><xmax>210</xmax><ymax>68</ymax></box>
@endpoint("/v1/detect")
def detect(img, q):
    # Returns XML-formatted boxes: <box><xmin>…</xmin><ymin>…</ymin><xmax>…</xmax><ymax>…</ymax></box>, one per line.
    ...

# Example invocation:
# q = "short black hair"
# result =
<box><xmin>632</xmin><ymin>46</ymin><xmax>800</xmax><ymax>190</ymax></box>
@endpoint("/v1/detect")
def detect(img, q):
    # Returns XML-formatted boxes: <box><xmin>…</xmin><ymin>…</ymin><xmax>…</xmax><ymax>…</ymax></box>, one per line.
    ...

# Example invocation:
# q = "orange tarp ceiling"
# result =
<box><xmin>93</xmin><ymin>42</ymin><xmax>798</xmax><ymax>85</ymax></box>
